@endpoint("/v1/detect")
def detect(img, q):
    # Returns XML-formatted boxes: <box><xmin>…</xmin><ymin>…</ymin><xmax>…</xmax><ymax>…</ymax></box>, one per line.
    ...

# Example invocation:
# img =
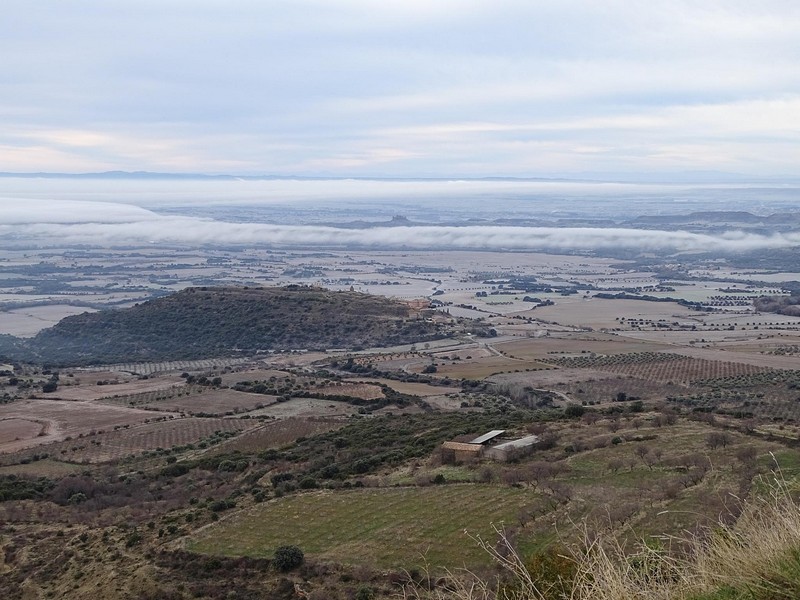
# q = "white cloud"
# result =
<box><xmin>1</xmin><ymin>199</ymin><xmax>798</xmax><ymax>254</ymax></box>
<box><xmin>1</xmin><ymin>1</ymin><xmax>799</xmax><ymax>175</ymax></box>
<box><xmin>0</xmin><ymin>200</ymin><xmax>158</xmax><ymax>224</ymax></box>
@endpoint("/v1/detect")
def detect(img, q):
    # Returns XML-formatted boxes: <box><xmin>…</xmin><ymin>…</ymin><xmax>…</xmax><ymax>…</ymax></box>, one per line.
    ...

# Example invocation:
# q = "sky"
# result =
<box><xmin>3</xmin><ymin>1</ymin><xmax>800</xmax><ymax>178</ymax></box>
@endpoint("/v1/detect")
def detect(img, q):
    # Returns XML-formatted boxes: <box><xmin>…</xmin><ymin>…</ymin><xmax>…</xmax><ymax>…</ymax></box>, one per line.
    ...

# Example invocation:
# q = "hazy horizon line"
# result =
<box><xmin>2</xmin><ymin>170</ymin><xmax>800</xmax><ymax>186</ymax></box>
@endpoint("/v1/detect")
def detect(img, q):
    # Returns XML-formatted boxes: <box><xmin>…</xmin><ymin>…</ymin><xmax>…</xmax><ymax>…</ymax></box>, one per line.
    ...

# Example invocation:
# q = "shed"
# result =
<box><xmin>485</xmin><ymin>434</ymin><xmax>540</xmax><ymax>462</ymax></box>
<box><xmin>469</xmin><ymin>430</ymin><xmax>506</xmax><ymax>445</ymax></box>
<box><xmin>441</xmin><ymin>441</ymin><xmax>483</xmax><ymax>464</ymax></box>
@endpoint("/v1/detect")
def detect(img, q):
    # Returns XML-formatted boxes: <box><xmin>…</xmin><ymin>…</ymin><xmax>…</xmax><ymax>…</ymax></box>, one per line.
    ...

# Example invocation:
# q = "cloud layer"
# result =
<box><xmin>2</xmin><ymin>2</ymin><xmax>800</xmax><ymax>176</ymax></box>
<box><xmin>2</xmin><ymin>200</ymin><xmax>798</xmax><ymax>254</ymax></box>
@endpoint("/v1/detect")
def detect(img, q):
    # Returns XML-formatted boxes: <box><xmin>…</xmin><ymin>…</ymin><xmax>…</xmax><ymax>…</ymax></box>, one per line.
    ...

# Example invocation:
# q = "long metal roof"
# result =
<box><xmin>469</xmin><ymin>430</ymin><xmax>506</xmax><ymax>444</ymax></box>
<box><xmin>492</xmin><ymin>434</ymin><xmax>540</xmax><ymax>450</ymax></box>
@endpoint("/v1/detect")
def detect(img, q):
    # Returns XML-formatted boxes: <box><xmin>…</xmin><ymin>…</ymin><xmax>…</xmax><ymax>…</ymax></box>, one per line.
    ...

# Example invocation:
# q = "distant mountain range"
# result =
<box><xmin>2</xmin><ymin>171</ymin><xmax>798</xmax><ymax>184</ymax></box>
<box><xmin>0</xmin><ymin>171</ymin><xmax>586</xmax><ymax>183</ymax></box>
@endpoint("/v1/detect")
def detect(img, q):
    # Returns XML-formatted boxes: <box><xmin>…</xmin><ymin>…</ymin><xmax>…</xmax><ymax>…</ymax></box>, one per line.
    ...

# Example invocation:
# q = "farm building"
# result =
<box><xmin>441</xmin><ymin>430</ymin><xmax>540</xmax><ymax>464</ymax></box>
<box><xmin>441</xmin><ymin>441</ymin><xmax>483</xmax><ymax>463</ymax></box>
<box><xmin>469</xmin><ymin>430</ymin><xmax>506</xmax><ymax>445</ymax></box>
<box><xmin>484</xmin><ymin>434</ymin><xmax>540</xmax><ymax>462</ymax></box>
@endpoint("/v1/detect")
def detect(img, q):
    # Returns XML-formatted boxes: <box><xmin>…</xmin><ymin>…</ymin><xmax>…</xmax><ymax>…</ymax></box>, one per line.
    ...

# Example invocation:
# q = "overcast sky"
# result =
<box><xmin>3</xmin><ymin>1</ymin><xmax>800</xmax><ymax>177</ymax></box>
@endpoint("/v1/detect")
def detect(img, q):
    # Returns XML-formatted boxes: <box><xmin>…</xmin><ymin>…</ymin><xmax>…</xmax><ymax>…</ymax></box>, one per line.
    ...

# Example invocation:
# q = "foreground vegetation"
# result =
<box><xmin>2</xmin><ymin>281</ymin><xmax>800</xmax><ymax>599</ymax></box>
<box><xmin>404</xmin><ymin>471</ymin><xmax>800</xmax><ymax>600</ymax></box>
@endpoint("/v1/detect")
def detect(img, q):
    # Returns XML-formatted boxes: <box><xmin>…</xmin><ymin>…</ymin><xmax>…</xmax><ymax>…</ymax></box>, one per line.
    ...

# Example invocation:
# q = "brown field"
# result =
<box><xmin>59</xmin><ymin>370</ymin><xmax>132</xmax><ymax>385</ymax></box>
<box><xmin>218</xmin><ymin>369</ymin><xmax>293</xmax><ymax>386</ymax></box>
<box><xmin>50</xmin><ymin>376</ymin><xmax>186</xmax><ymax>401</ymax></box>
<box><xmin>721</xmin><ymin>337</ymin><xmax>800</xmax><ymax>354</ymax></box>
<box><xmin>207</xmin><ymin>417</ymin><xmax>344</xmax><ymax>454</ymax></box>
<box><xmin>0</xmin><ymin>399</ymin><xmax>166</xmax><ymax>453</ymax></box>
<box><xmin>675</xmin><ymin>346</ymin><xmax>800</xmax><ymax>370</ymax></box>
<box><xmin>488</xmin><ymin>367</ymin><xmax>623</xmax><ymax>387</ymax></box>
<box><xmin>494</xmin><ymin>334</ymin><xmax>673</xmax><ymax>359</ymax></box>
<box><xmin>353</xmin><ymin>352</ymin><xmax>424</xmax><ymax>364</ymax></box>
<box><xmin>563</xmin><ymin>377</ymin><xmax>690</xmax><ymax>405</ymax></box>
<box><xmin>515</xmin><ymin>297</ymin><xmax>699</xmax><ymax>329</ymax></box>
<box><xmin>93</xmin><ymin>357</ymin><xmax>251</xmax><ymax>376</ymax></box>
<box><xmin>544</xmin><ymin>355</ymin><xmax>773</xmax><ymax>384</ymax></box>
<box><xmin>311</xmin><ymin>382</ymin><xmax>385</xmax><ymax>400</ymax></box>
<box><xmin>350</xmin><ymin>354</ymin><xmax>426</xmax><ymax>372</ymax></box>
<box><xmin>355</xmin><ymin>378</ymin><xmax>462</xmax><ymax>396</ymax></box>
<box><xmin>0</xmin><ymin>418</ymin><xmax>44</xmax><ymax>444</ymax></box>
<box><xmin>245</xmin><ymin>398</ymin><xmax>359</xmax><ymax>419</ymax></box>
<box><xmin>8</xmin><ymin>417</ymin><xmax>257</xmax><ymax>464</ymax></box>
<box><xmin>0</xmin><ymin>459</ymin><xmax>85</xmax><ymax>477</ymax></box>
<box><xmin>142</xmin><ymin>388</ymin><xmax>277</xmax><ymax>416</ymax></box>
<box><xmin>422</xmin><ymin>394</ymin><xmax>470</xmax><ymax>411</ymax></box>
<box><xmin>430</xmin><ymin>356</ymin><xmax>553</xmax><ymax>379</ymax></box>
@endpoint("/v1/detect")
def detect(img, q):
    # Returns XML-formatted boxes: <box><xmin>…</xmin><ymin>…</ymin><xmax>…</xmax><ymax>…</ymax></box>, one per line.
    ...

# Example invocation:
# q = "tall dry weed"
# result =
<box><xmin>400</xmin><ymin>461</ymin><xmax>800</xmax><ymax>600</ymax></box>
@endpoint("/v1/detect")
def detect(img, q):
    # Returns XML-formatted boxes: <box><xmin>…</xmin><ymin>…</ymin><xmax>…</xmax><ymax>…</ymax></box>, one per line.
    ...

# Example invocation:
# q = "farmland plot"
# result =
<box><xmin>86</xmin><ymin>357</ymin><xmax>250</xmax><ymax>376</ymax></box>
<box><xmin>0</xmin><ymin>459</ymin><xmax>85</xmax><ymax>477</ymax></box>
<box><xmin>521</xmin><ymin>296</ymin><xmax>698</xmax><ymax>329</ymax></box>
<box><xmin>0</xmin><ymin>399</ymin><xmax>162</xmax><ymax>453</ymax></box>
<box><xmin>207</xmin><ymin>417</ymin><xmax>344</xmax><ymax>454</ymax></box>
<box><xmin>244</xmin><ymin>398</ymin><xmax>359</xmax><ymax>419</ymax></box>
<box><xmin>219</xmin><ymin>369</ymin><xmax>291</xmax><ymax>386</ymax></box>
<box><xmin>353</xmin><ymin>378</ymin><xmax>461</xmax><ymax>397</ymax></box>
<box><xmin>52</xmin><ymin>375</ymin><xmax>186</xmax><ymax>401</ymax></box>
<box><xmin>542</xmin><ymin>353</ymin><xmax>772</xmax><ymax>384</ymax></box>
<box><xmin>0</xmin><ymin>418</ymin><xmax>43</xmax><ymax>444</ymax></box>
<box><xmin>669</xmin><ymin>370</ymin><xmax>800</xmax><ymax>422</ymax></box>
<box><xmin>20</xmin><ymin>417</ymin><xmax>256</xmax><ymax>463</ymax></box>
<box><xmin>141</xmin><ymin>388</ymin><xmax>277</xmax><ymax>416</ymax></box>
<box><xmin>310</xmin><ymin>382</ymin><xmax>385</xmax><ymax>401</ymax></box>
<box><xmin>427</xmin><ymin>356</ymin><xmax>553</xmax><ymax>379</ymax></box>
<box><xmin>495</xmin><ymin>334</ymin><xmax>673</xmax><ymax>359</ymax></box>
<box><xmin>188</xmin><ymin>484</ymin><xmax>534</xmax><ymax>568</ymax></box>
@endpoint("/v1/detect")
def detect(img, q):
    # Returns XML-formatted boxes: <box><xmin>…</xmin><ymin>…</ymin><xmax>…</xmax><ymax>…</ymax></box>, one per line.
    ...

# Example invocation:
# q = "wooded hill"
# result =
<box><xmin>754</xmin><ymin>293</ymin><xmax>800</xmax><ymax>316</ymax></box>
<box><xmin>4</xmin><ymin>286</ymin><xmax>446</xmax><ymax>365</ymax></box>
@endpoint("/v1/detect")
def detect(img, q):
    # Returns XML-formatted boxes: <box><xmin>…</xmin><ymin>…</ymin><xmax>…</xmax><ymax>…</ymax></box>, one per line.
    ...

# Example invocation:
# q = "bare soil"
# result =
<box><xmin>0</xmin><ymin>399</ymin><xmax>167</xmax><ymax>453</ymax></box>
<box><xmin>354</xmin><ymin>378</ymin><xmax>461</xmax><ymax>396</ymax></box>
<box><xmin>207</xmin><ymin>418</ymin><xmax>344</xmax><ymax>454</ymax></box>
<box><xmin>50</xmin><ymin>376</ymin><xmax>186</xmax><ymax>401</ymax></box>
<box><xmin>0</xmin><ymin>418</ymin><xmax>44</xmax><ymax>444</ymax></box>
<box><xmin>245</xmin><ymin>398</ymin><xmax>359</xmax><ymax>419</ymax></box>
<box><xmin>142</xmin><ymin>389</ymin><xmax>277</xmax><ymax>416</ymax></box>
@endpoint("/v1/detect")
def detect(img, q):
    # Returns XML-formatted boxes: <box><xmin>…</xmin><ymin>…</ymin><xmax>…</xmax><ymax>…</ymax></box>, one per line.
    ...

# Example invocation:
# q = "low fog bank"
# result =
<box><xmin>1</xmin><ymin>201</ymin><xmax>798</xmax><ymax>254</ymax></box>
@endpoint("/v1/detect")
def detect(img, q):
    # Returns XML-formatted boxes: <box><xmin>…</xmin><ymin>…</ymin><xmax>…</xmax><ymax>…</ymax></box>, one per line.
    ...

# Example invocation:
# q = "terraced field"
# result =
<box><xmin>206</xmin><ymin>417</ymin><xmax>344</xmax><ymax>454</ymax></box>
<box><xmin>4</xmin><ymin>417</ymin><xmax>256</xmax><ymax>464</ymax></box>
<box><xmin>188</xmin><ymin>484</ymin><xmax>535</xmax><ymax>568</ymax></box>
<box><xmin>542</xmin><ymin>353</ymin><xmax>772</xmax><ymax>384</ymax></box>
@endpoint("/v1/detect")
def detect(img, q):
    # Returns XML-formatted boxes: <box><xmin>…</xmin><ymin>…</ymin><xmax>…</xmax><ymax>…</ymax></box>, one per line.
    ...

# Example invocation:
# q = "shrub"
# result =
<box><xmin>355</xmin><ymin>586</ymin><xmax>375</xmax><ymax>600</ymax></box>
<box><xmin>273</xmin><ymin>545</ymin><xmax>304</xmax><ymax>571</ymax></box>
<box><xmin>564</xmin><ymin>404</ymin><xmax>587</xmax><ymax>418</ymax></box>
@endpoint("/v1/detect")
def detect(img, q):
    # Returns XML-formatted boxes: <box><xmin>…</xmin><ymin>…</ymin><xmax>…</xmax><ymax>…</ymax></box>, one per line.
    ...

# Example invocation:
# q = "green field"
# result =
<box><xmin>187</xmin><ymin>484</ymin><xmax>536</xmax><ymax>568</ymax></box>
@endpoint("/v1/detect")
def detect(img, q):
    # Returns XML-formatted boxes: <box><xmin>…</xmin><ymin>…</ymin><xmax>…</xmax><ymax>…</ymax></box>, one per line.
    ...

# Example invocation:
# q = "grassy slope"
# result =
<box><xmin>188</xmin><ymin>484</ymin><xmax>533</xmax><ymax>568</ymax></box>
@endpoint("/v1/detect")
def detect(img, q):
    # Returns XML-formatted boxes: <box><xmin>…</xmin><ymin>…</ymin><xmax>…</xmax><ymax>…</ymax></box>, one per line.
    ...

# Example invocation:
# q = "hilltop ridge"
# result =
<box><xmin>6</xmin><ymin>286</ymin><xmax>449</xmax><ymax>365</ymax></box>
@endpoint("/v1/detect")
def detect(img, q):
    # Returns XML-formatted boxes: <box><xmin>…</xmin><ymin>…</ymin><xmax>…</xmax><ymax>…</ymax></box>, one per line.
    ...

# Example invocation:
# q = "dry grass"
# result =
<box><xmin>405</xmin><ymin>464</ymin><xmax>800</xmax><ymax>600</ymax></box>
<box><xmin>312</xmin><ymin>382</ymin><xmax>385</xmax><ymax>400</ymax></box>
<box><xmin>570</xmin><ymin>467</ymin><xmax>800</xmax><ymax>600</ymax></box>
